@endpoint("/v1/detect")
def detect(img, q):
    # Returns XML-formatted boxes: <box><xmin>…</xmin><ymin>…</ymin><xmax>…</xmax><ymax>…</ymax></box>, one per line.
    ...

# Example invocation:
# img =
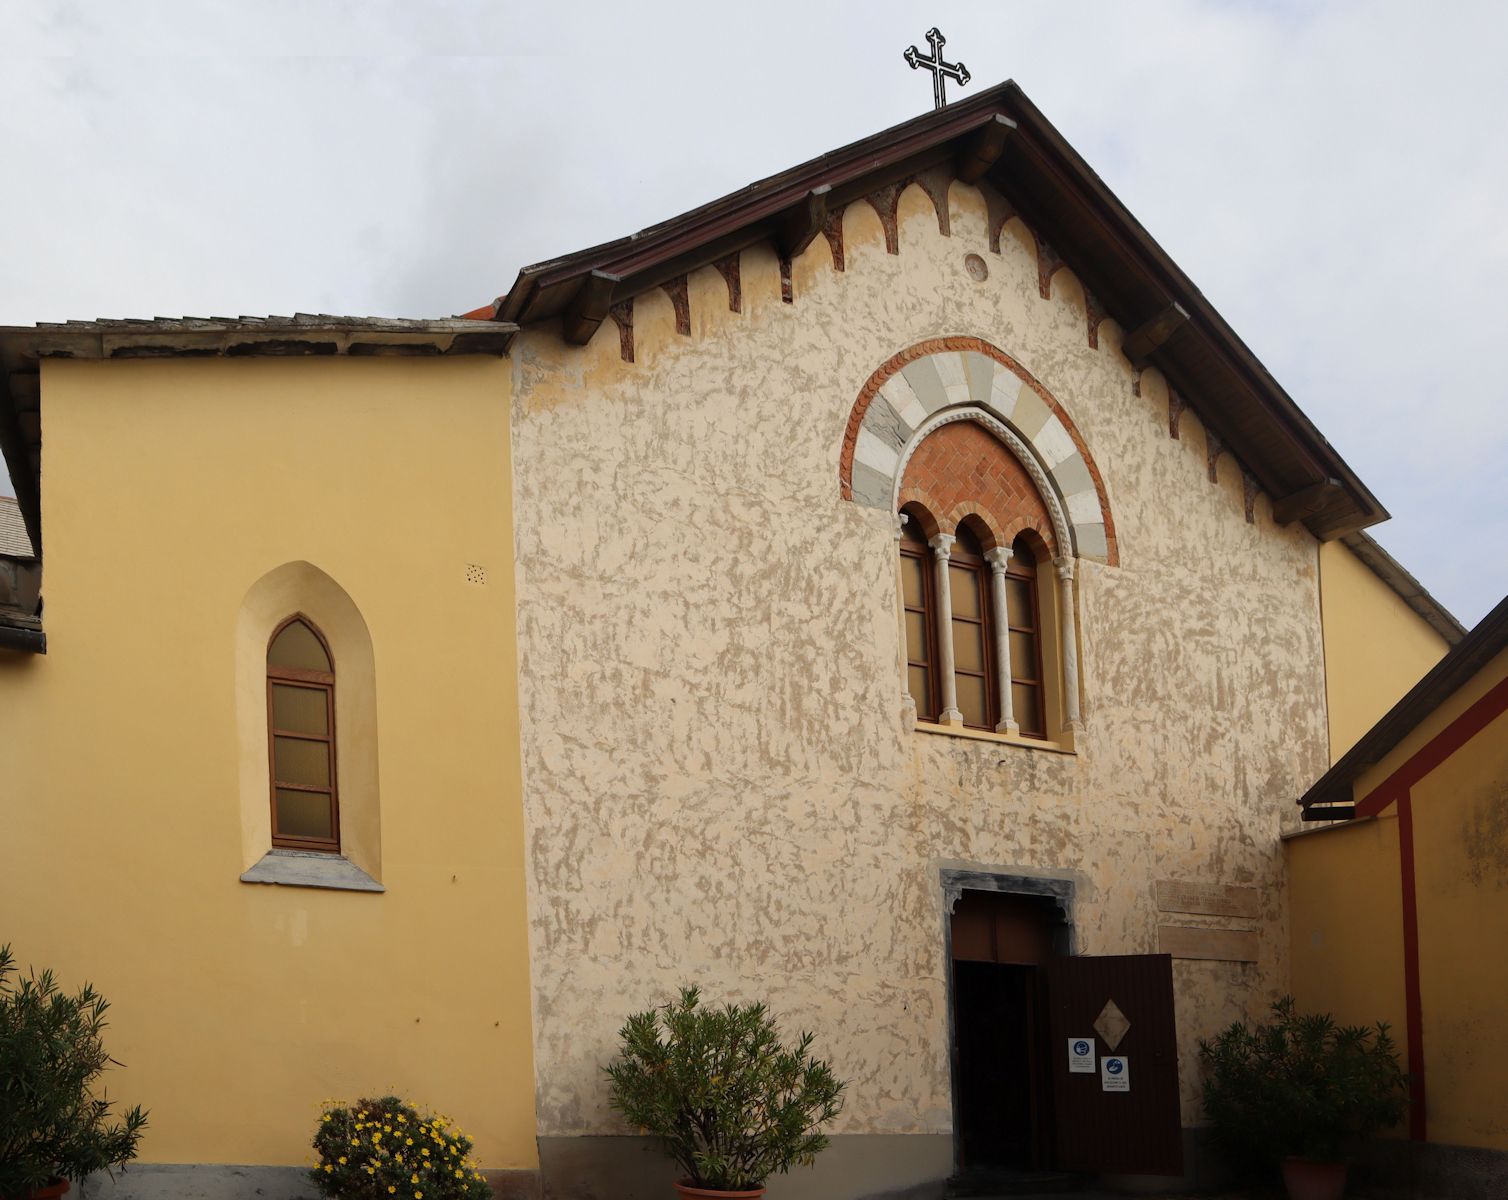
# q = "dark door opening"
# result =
<box><xmin>949</xmin><ymin>889</ymin><xmax>1063</xmax><ymax>1174</ymax></box>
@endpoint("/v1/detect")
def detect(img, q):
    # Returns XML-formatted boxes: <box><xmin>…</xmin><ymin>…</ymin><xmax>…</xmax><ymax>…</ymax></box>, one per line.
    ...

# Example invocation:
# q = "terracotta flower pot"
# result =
<box><xmin>1281</xmin><ymin>1156</ymin><xmax>1347</xmax><ymax>1200</ymax></box>
<box><xmin>20</xmin><ymin>1181</ymin><xmax>70</xmax><ymax>1200</ymax></box>
<box><xmin>674</xmin><ymin>1182</ymin><xmax>765</xmax><ymax>1200</ymax></box>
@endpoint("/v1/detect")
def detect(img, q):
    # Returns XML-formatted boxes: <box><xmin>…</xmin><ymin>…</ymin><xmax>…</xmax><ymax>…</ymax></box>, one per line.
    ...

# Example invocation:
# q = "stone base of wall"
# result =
<box><xmin>1351</xmin><ymin>1137</ymin><xmax>1508</xmax><ymax>1200</ymax></box>
<box><xmin>77</xmin><ymin>1164</ymin><xmax>540</xmax><ymax>1200</ymax></box>
<box><xmin>536</xmin><ymin>1134</ymin><xmax>952</xmax><ymax>1200</ymax></box>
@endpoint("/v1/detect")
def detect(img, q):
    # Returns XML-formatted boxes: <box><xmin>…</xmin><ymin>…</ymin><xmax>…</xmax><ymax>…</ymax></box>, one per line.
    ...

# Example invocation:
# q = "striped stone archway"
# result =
<box><xmin>839</xmin><ymin>337</ymin><xmax>1118</xmax><ymax>566</ymax></box>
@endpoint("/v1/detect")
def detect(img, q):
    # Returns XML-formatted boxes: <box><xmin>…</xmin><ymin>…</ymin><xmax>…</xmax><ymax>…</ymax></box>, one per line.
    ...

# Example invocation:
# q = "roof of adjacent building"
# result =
<box><xmin>0</xmin><ymin>495</ymin><xmax>34</xmax><ymax>560</ymax></box>
<box><xmin>1341</xmin><ymin>530</ymin><xmax>1466</xmax><ymax>644</ymax></box>
<box><xmin>0</xmin><ymin>80</ymin><xmax>1396</xmax><ymax>562</ymax></box>
<box><xmin>1300</xmin><ymin>592</ymin><xmax>1508</xmax><ymax>813</ymax></box>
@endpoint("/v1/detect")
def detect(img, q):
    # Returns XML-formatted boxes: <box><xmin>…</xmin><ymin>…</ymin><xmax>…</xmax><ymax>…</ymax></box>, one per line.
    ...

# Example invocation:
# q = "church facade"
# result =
<box><xmin>0</xmin><ymin>83</ymin><xmax>1459</xmax><ymax>1198</ymax></box>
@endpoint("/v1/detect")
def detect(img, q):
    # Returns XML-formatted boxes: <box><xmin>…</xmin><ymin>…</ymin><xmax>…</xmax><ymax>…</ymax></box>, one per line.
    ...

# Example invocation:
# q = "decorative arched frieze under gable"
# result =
<box><xmin>839</xmin><ymin>337</ymin><xmax>1118</xmax><ymax>566</ymax></box>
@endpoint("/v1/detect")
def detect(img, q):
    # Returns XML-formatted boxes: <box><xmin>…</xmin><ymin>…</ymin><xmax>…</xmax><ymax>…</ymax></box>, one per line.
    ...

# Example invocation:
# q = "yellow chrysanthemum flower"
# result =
<box><xmin>421</xmin><ymin>1148</ymin><xmax>429</xmax><ymax>1157</ymax></box>
<box><xmin>323</xmin><ymin>1165</ymin><xmax>333</xmax><ymax>1173</ymax></box>
<box><xmin>415</xmin><ymin>1192</ymin><xmax>423</xmax><ymax>1198</ymax></box>
<box><xmin>337</xmin><ymin>1157</ymin><xmax>347</xmax><ymax>1165</ymax></box>
<box><xmin>387</xmin><ymin>1188</ymin><xmax>396</xmax><ymax>1195</ymax></box>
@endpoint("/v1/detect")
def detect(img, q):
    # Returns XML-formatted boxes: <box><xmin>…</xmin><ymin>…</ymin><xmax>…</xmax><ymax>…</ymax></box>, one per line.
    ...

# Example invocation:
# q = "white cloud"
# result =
<box><xmin>2</xmin><ymin>0</ymin><xmax>1505</xmax><ymax>622</ymax></box>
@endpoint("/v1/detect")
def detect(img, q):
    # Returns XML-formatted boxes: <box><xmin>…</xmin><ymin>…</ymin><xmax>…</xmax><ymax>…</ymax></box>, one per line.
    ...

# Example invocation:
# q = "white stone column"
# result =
<box><xmin>894</xmin><ymin>513</ymin><xmax>916</xmax><ymax>730</ymax></box>
<box><xmin>930</xmin><ymin>533</ymin><xmax>963</xmax><ymax>725</ymax></box>
<box><xmin>1055</xmin><ymin>555</ymin><xmax>1084</xmax><ymax>732</ymax></box>
<box><xmin>985</xmin><ymin>546</ymin><xmax>1019</xmax><ymax>735</ymax></box>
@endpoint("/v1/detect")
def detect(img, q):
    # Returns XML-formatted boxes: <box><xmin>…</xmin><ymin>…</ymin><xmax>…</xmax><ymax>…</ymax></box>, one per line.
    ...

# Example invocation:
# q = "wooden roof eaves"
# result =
<box><xmin>1340</xmin><ymin>530</ymin><xmax>1468</xmax><ymax>645</ymax></box>
<box><xmin>490</xmin><ymin>81</ymin><xmax>1385</xmax><ymax>542</ymax></box>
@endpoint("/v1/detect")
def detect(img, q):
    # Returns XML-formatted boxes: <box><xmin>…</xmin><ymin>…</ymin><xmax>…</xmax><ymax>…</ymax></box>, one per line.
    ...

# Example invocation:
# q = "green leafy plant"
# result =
<box><xmin>0</xmin><ymin>944</ymin><xmax>148</xmax><ymax>1197</ymax></box>
<box><xmin>310</xmin><ymin>1096</ymin><xmax>491</xmax><ymax>1200</ymax></box>
<box><xmin>604</xmin><ymin>986</ymin><xmax>846</xmax><ymax>1192</ymax></box>
<box><xmin>1199</xmin><ymin>996</ymin><xmax>1408</xmax><ymax>1175</ymax></box>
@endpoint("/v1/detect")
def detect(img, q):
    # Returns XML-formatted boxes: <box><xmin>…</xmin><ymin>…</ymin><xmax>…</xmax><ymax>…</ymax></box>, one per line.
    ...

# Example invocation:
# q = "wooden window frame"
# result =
<box><xmin>948</xmin><ymin>532</ymin><xmax>999</xmax><ymax>731</ymax></box>
<box><xmin>1006</xmin><ymin>547</ymin><xmax>1048</xmax><ymax>739</ymax></box>
<box><xmin>266</xmin><ymin>615</ymin><xmax>341</xmax><ymax>853</ymax></box>
<box><xmin>900</xmin><ymin>526</ymin><xmax>941</xmax><ymax>723</ymax></box>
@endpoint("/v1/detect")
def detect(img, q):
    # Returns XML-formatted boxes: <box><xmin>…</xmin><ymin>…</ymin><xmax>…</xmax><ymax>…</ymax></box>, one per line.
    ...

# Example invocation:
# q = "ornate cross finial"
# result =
<box><xmin>904</xmin><ymin>27</ymin><xmax>970</xmax><ymax>110</ymax></box>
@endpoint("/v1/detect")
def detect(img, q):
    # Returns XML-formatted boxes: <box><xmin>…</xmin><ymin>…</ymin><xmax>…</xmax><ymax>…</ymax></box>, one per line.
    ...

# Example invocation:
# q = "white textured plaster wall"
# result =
<box><xmin>509</xmin><ymin>180</ymin><xmax>1327</xmax><ymax>1136</ymax></box>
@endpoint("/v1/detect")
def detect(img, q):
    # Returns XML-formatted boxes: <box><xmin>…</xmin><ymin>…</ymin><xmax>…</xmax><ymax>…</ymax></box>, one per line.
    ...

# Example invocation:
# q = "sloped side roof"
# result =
<box><xmin>0</xmin><ymin>495</ymin><xmax>34</xmax><ymax>560</ymax></box>
<box><xmin>478</xmin><ymin>79</ymin><xmax>1387</xmax><ymax>546</ymax></box>
<box><xmin>0</xmin><ymin>314</ymin><xmax>516</xmax><ymax>556</ymax></box>
<box><xmin>1300</xmin><ymin>592</ymin><xmax>1508</xmax><ymax>812</ymax></box>
<box><xmin>1341</xmin><ymin>530</ymin><xmax>1465</xmax><ymax>645</ymax></box>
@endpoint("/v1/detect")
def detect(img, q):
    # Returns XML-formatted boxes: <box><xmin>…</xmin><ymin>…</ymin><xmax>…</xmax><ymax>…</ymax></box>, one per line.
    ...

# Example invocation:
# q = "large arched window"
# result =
<box><xmin>899</xmin><ymin>513</ymin><xmax>940</xmax><ymax>722</ymax></box>
<box><xmin>266</xmin><ymin>616</ymin><xmax>339</xmax><ymax>852</ymax></box>
<box><xmin>948</xmin><ymin>523</ymin><xmax>998</xmax><ymax>731</ymax></box>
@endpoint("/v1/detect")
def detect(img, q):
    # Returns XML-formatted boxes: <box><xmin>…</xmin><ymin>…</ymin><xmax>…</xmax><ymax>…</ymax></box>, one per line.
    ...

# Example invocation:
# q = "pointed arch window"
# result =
<box><xmin>266</xmin><ymin>616</ymin><xmax>340</xmax><ymax>852</ymax></box>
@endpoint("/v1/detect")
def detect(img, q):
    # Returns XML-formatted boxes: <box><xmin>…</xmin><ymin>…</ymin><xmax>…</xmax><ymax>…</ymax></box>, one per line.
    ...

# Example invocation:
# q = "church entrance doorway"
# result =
<box><xmin>949</xmin><ymin>888</ymin><xmax>1063</xmax><ymax>1175</ymax></box>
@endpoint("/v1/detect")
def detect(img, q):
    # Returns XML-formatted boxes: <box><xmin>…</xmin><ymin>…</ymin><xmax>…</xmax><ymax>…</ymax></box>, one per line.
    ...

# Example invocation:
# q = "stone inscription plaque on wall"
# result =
<box><xmin>1155</xmin><ymin>879</ymin><xmax>1260</xmax><ymax>920</ymax></box>
<box><xmin>1158</xmin><ymin>925</ymin><xmax>1259</xmax><ymax>963</ymax></box>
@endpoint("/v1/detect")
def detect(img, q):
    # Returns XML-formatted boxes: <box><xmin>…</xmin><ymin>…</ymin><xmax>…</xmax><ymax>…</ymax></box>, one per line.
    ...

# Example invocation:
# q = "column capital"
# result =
<box><xmin>893</xmin><ymin>512</ymin><xmax>909</xmax><ymax>541</ymax></box>
<box><xmin>1054</xmin><ymin>554</ymin><xmax>1076</xmax><ymax>582</ymax></box>
<box><xmin>929</xmin><ymin>532</ymin><xmax>956</xmax><ymax>560</ymax></box>
<box><xmin>984</xmin><ymin>546</ymin><xmax>1014</xmax><ymax>573</ymax></box>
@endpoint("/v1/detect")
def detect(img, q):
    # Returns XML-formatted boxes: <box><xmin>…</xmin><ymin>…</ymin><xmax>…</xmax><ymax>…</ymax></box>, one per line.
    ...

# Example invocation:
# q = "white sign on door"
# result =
<box><xmin>1101</xmin><ymin>1055</ymin><xmax>1130</xmax><ymax>1092</ymax></box>
<box><xmin>1068</xmin><ymin>1037</ymin><xmax>1096</xmax><ymax>1073</ymax></box>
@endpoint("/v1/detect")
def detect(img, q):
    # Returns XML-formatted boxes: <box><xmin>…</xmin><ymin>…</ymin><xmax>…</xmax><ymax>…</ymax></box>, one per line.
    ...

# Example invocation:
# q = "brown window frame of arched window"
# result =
<box><xmin>899</xmin><ymin>516</ymin><xmax>941</xmax><ymax>723</ymax></box>
<box><xmin>1005</xmin><ymin>540</ymin><xmax>1048</xmax><ymax>739</ymax></box>
<box><xmin>947</xmin><ymin>525</ymin><xmax>1000</xmax><ymax>731</ymax></box>
<box><xmin>265</xmin><ymin>616</ymin><xmax>341</xmax><ymax>853</ymax></box>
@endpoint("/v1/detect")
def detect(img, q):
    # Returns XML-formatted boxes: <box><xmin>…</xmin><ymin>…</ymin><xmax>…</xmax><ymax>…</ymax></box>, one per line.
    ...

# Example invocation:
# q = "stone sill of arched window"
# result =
<box><xmin>914</xmin><ymin>719</ymin><xmax>1077</xmax><ymax>755</ymax></box>
<box><xmin>239</xmin><ymin>848</ymin><xmax>385</xmax><ymax>893</ymax></box>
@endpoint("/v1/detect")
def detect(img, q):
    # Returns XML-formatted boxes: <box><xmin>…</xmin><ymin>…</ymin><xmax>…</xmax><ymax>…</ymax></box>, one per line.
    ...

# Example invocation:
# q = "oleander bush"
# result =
<box><xmin>1199</xmin><ymin>996</ymin><xmax>1408</xmax><ymax>1175</ymax></box>
<box><xmin>605</xmin><ymin>986</ymin><xmax>846</xmax><ymax>1191</ymax></box>
<box><xmin>0</xmin><ymin>943</ymin><xmax>148</xmax><ymax>1197</ymax></box>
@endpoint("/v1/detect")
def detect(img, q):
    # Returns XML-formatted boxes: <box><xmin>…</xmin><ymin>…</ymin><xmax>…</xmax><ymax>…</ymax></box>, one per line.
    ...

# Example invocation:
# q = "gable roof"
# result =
<box><xmin>478</xmin><ymin>79</ymin><xmax>1388</xmax><ymax>546</ymax></box>
<box><xmin>1300</xmin><ymin>592</ymin><xmax>1508</xmax><ymax>813</ymax></box>
<box><xmin>0</xmin><ymin>495</ymin><xmax>34</xmax><ymax>560</ymax></box>
<box><xmin>0</xmin><ymin>80</ymin><xmax>1390</xmax><ymax>560</ymax></box>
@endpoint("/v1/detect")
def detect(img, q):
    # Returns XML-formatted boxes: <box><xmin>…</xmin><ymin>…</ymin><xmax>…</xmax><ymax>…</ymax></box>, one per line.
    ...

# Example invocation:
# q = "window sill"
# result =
<box><xmin>240</xmin><ymin>849</ymin><xmax>384</xmax><ymax>893</ymax></box>
<box><xmin>915</xmin><ymin>720</ymin><xmax>1077</xmax><ymax>754</ymax></box>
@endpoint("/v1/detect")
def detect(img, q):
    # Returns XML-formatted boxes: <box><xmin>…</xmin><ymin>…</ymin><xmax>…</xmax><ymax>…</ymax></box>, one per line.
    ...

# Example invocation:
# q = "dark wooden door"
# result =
<box><xmin>1044</xmin><ymin>954</ymin><xmax>1183</xmax><ymax>1177</ymax></box>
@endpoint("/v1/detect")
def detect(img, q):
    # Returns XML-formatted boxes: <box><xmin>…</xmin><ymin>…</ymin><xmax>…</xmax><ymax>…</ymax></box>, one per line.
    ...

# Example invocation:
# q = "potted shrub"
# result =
<box><xmin>605</xmin><ymin>986</ymin><xmax>846</xmax><ymax>1199</ymax></box>
<box><xmin>0</xmin><ymin>944</ymin><xmax>148</xmax><ymax>1200</ymax></box>
<box><xmin>1199</xmin><ymin>996</ymin><xmax>1408</xmax><ymax>1200</ymax></box>
<box><xmin>310</xmin><ymin>1096</ymin><xmax>491</xmax><ymax>1200</ymax></box>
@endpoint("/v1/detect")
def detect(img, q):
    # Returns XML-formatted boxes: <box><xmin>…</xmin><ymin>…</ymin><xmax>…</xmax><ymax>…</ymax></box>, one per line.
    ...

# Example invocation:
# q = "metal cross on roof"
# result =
<box><xmin>904</xmin><ymin>27</ymin><xmax>970</xmax><ymax>110</ymax></box>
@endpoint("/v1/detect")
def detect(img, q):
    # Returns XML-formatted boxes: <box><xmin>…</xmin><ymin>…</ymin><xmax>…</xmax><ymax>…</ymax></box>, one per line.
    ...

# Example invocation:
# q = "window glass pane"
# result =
<box><xmin>268</xmin><ymin>620</ymin><xmax>331</xmax><ymax>673</ymax></box>
<box><xmin>956</xmin><ymin>673</ymin><xmax>988</xmax><ymax>728</ymax></box>
<box><xmin>1005</xmin><ymin>577</ymin><xmax>1034</xmax><ymax>628</ymax></box>
<box><xmin>271</xmin><ymin>684</ymin><xmax>328</xmax><ymax>735</ymax></box>
<box><xmin>905</xmin><ymin>611</ymin><xmax>929</xmax><ymax>663</ymax></box>
<box><xmin>907</xmin><ymin>665</ymin><xmax>933</xmax><ymax>719</ymax></box>
<box><xmin>954</xmin><ymin>524</ymin><xmax>984</xmax><ymax>559</ymax></box>
<box><xmin>953</xmin><ymin>621</ymin><xmax>986</xmax><ymax>673</ymax></box>
<box><xmin>900</xmin><ymin>554</ymin><xmax>925</xmax><ymax>609</ymax></box>
<box><xmin>1010</xmin><ymin>631</ymin><xmax>1039</xmax><ymax>680</ymax></box>
<box><xmin>1013</xmin><ymin>683</ymin><xmax>1044</xmax><ymax>736</ymax></box>
<box><xmin>274</xmin><ymin>737</ymin><xmax>330</xmax><ymax>789</ymax></box>
<box><xmin>950</xmin><ymin>566</ymin><xmax>981</xmax><ymax>618</ymax></box>
<box><xmin>275</xmin><ymin>788</ymin><xmax>334</xmax><ymax>841</ymax></box>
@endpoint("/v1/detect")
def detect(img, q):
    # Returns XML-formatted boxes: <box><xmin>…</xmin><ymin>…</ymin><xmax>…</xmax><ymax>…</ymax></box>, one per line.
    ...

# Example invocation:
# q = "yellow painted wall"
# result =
<box><xmin>0</xmin><ymin>357</ymin><xmax>537</xmax><ymax>1169</ymax></box>
<box><xmin>1288</xmin><ymin>647</ymin><xmax>1508</xmax><ymax>1151</ymax></box>
<box><xmin>1285</xmin><ymin>815</ymin><xmax>1408</xmax><ymax>1069</ymax></box>
<box><xmin>1410</xmin><ymin>676</ymin><xmax>1508</xmax><ymax>1151</ymax></box>
<box><xmin>1319</xmin><ymin>540</ymin><xmax>1449</xmax><ymax>763</ymax></box>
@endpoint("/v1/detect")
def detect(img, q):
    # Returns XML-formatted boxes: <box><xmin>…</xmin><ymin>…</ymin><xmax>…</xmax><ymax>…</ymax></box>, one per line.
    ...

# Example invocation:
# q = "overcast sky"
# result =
<box><xmin>3</xmin><ymin>1</ymin><xmax>1505</xmax><ymax>625</ymax></box>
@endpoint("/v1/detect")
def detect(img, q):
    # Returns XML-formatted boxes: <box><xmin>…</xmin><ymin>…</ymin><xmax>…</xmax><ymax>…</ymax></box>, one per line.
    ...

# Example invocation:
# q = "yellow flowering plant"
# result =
<box><xmin>309</xmin><ymin>1097</ymin><xmax>489</xmax><ymax>1200</ymax></box>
